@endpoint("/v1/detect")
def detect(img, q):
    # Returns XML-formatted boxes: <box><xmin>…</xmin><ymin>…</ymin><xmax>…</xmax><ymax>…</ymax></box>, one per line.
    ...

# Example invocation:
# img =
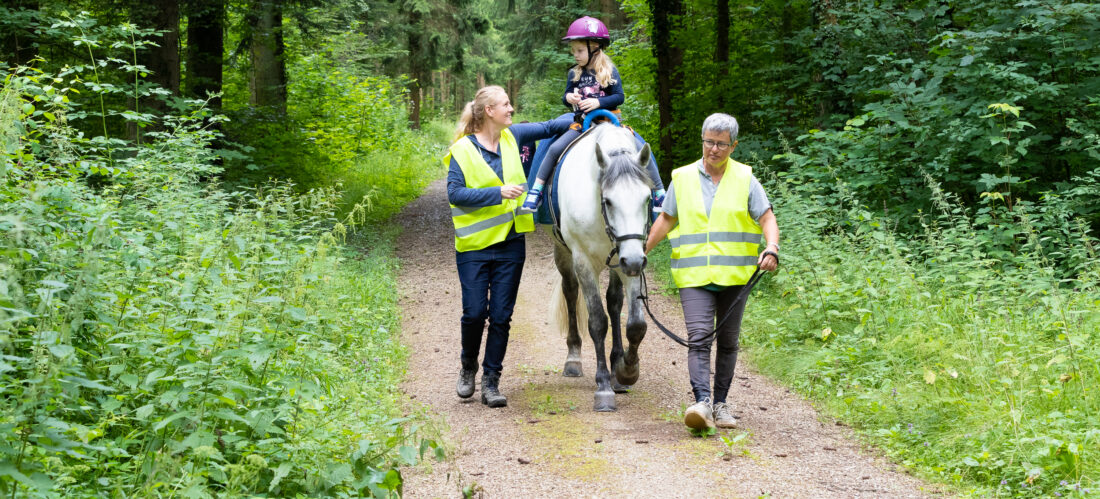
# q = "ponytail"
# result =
<box><xmin>454</xmin><ymin>101</ymin><xmax>476</xmax><ymax>143</ymax></box>
<box><xmin>452</xmin><ymin>85</ymin><xmax>508</xmax><ymax>143</ymax></box>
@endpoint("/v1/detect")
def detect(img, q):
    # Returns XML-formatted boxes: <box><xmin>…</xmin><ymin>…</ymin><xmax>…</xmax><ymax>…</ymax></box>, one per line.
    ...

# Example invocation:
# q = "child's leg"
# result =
<box><xmin>645</xmin><ymin>149</ymin><xmax>664</xmax><ymax>191</ymax></box>
<box><xmin>534</xmin><ymin>128</ymin><xmax>580</xmax><ymax>185</ymax></box>
<box><xmin>628</xmin><ymin>130</ymin><xmax>666</xmax><ymax>212</ymax></box>
<box><xmin>643</xmin><ymin>148</ymin><xmax>666</xmax><ymax>218</ymax></box>
<box><xmin>521</xmin><ymin>128</ymin><xmax>580</xmax><ymax>212</ymax></box>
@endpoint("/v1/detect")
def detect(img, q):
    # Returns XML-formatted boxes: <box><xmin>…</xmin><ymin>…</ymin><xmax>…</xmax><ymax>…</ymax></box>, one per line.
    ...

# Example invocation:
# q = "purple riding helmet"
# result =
<box><xmin>562</xmin><ymin>16</ymin><xmax>610</xmax><ymax>48</ymax></box>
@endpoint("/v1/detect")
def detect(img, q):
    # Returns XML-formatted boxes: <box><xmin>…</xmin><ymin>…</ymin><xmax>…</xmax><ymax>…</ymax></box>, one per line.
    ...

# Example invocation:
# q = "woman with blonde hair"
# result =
<box><xmin>445</xmin><ymin>85</ymin><xmax>570</xmax><ymax>407</ymax></box>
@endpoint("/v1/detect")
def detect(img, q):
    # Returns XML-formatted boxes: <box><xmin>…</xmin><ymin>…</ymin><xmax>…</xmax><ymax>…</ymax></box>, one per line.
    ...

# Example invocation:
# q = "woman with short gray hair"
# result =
<box><xmin>701</xmin><ymin>113</ymin><xmax>739</xmax><ymax>143</ymax></box>
<box><xmin>644</xmin><ymin>112</ymin><xmax>779</xmax><ymax>432</ymax></box>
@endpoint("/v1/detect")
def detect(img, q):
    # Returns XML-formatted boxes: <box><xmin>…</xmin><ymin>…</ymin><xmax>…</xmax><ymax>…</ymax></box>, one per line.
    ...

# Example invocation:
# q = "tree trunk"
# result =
<box><xmin>185</xmin><ymin>0</ymin><xmax>223</xmax><ymax>109</ymax></box>
<box><xmin>0</xmin><ymin>0</ymin><xmax>39</xmax><ymax>67</ymax></box>
<box><xmin>453</xmin><ymin>73</ymin><xmax>463</xmax><ymax>113</ymax></box>
<box><xmin>648</xmin><ymin>0</ymin><xmax>684</xmax><ymax>169</ymax></box>
<box><xmin>811</xmin><ymin>0</ymin><xmax>840</xmax><ymax>127</ymax></box>
<box><xmin>597</xmin><ymin>0</ymin><xmax>624</xmax><ymax>28</ymax></box>
<box><xmin>134</xmin><ymin>0</ymin><xmax>181</xmax><ymax>95</ymax></box>
<box><xmin>249</xmin><ymin>0</ymin><xmax>286</xmax><ymax>113</ymax></box>
<box><xmin>778</xmin><ymin>3</ymin><xmax>796</xmax><ymax>123</ymax></box>
<box><xmin>715</xmin><ymin>0</ymin><xmax>729</xmax><ymax>110</ymax></box>
<box><xmin>435</xmin><ymin>69</ymin><xmax>444</xmax><ymax>109</ymax></box>
<box><xmin>129</xmin><ymin>0</ymin><xmax>180</xmax><ymax>142</ymax></box>
<box><xmin>407</xmin><ymin>9</ymin><xmax>423</xmax><ymax>130</ymax></box>
<box><xmin>508</xmin><ymin>77</ymin><xmax>522</xmax><ymax>112</ymax></box>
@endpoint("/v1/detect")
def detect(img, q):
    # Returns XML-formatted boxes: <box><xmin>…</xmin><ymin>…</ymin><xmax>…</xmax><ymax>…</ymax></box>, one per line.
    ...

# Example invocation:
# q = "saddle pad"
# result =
<box><xmin>527</xmin><ymin>128</ymin><xmax>656</xmax><ymax>226</ymax></box>
<box><xmin>525</xmin><ymin>134</ymin><xmax>560</xmax><ymax>225</ymax></box>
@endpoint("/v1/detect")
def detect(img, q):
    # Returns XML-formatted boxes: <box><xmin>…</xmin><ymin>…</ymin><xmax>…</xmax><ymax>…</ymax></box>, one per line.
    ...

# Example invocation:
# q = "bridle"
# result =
<box><xmin>599</xmin><ymin>148</ymin><xmax>652</xmax><ymax>270</ymax></box>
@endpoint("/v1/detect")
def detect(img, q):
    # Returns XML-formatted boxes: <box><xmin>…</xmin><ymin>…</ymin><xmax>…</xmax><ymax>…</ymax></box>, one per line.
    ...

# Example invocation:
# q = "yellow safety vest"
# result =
<box><xmin>667</xmin><ymin>159</ymin><xmax>762</xmax><ymax>288</ymax></box>
<box><xmin>445</xmin><ymin>129</ymin><xmax>534</xmax><ymax>252</ymax></box>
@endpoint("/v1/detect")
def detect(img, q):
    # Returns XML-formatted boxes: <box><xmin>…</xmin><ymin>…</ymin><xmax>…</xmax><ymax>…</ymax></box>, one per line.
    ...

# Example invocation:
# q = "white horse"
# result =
<box><xmin>549</xmin><ymin>122</ymin><xmax>653</xmax><ymax>412</ymax></box>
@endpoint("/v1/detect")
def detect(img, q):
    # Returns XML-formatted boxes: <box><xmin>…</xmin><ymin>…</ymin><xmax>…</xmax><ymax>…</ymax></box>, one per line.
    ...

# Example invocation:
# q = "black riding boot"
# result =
<box><xmin>480</xmin><ymin>371</ymin><xmax>507</xmax><ymax>408</ymax></box>
<box><xmin>456</xmin><ymin>359</ymin><xmax>477</xmax><ymax>399</ymax></box>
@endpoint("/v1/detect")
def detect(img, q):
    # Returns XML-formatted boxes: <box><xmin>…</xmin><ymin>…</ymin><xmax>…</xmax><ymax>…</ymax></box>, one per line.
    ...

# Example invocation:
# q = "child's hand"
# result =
<box><xmin>566</xmin><ymin>90</ymin><xmax>582</xmax><ymax>106</ymax></box>
<box><xmin>578</xmin><ymin>98</ymin><xmax>600</xmax><ymax>112</ymax></box>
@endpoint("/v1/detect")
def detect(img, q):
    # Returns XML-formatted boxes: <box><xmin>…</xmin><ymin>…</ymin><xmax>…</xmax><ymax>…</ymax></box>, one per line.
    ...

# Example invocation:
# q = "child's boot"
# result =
<box><xmin>651</xmin><ymin>189</ymin><xmax>666</xmax><ymax>215</ymax></box>
<box><xmin>518</xmin><ymin>184</ymin><xmax>543</xmax><ymax>214</ymax></box>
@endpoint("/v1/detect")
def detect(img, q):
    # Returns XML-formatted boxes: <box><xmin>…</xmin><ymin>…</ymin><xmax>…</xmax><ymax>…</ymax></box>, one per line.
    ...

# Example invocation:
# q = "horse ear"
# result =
<box><xmin>594</xmin><ymin>143</ymin><xmax>609</xmax><ymax>169</ymax></box>
<box><xmin>637</xmin><ymin>143</ymin><xmax>652</xmax><ymax>169</ymax></box>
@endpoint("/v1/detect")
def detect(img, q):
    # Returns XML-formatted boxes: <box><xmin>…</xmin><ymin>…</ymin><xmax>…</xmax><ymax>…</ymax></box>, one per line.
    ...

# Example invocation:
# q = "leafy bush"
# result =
<box><xmin>778</xmin><ymin>1</ymin><xmax>1100</xmax><ymax>228</ymax></box>
<box><xmin>2</xmin><ymin>59</ymin><xmax>437</xmax><ymax>497</ymax></box>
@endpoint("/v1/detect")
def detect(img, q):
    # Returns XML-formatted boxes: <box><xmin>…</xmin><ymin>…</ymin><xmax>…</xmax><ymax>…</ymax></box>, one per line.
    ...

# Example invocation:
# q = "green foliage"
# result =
<box><xmin>778</xmin><ymin>1</ymin><xmax>1099</xmax><ymax>226</ymax></box>
<box><xmin>500</xmin><ymin>0</ymin><xmax>591</xmax><ymax>81</ymax></box>
<box><xmin>220</xmin><ymin>33</ymin><xmax>403</xmax><ymax>178</ymax></box>
<box><xmin>219</xmin><ymin>30</ymin><xmax>446</xmax><ymax>219</ymax></box>
<box><xmin>1</xmin><ymin>52</ymin><xmax>437</xmax><ymax>498</ymax></box>
<box><xmin>612</xmin><ymin>0</ymin><xmax>1100</xmax><ymax>234</ymax></box>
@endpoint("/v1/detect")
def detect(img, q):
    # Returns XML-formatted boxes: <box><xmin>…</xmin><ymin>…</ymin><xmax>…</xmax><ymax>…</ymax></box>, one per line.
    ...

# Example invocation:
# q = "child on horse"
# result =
<box><xmin>519</xmin><ymin>16</ymin><xmax>665</xmax><ymax>214</ymax></box>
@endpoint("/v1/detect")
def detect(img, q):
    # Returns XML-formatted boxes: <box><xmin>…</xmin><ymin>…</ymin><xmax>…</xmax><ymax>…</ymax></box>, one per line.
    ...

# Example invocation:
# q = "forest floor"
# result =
<box><xmin>396</xmin><ymin>180</ymin><xmax>942</xmax><ymax>498</ymax></box>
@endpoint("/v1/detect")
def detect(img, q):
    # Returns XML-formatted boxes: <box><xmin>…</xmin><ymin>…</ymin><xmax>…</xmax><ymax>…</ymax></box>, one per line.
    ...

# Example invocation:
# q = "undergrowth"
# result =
<box><xmin>1</xmin><ymin>23</ymin><xmax>441</xmax><ymax>495</ymax></box>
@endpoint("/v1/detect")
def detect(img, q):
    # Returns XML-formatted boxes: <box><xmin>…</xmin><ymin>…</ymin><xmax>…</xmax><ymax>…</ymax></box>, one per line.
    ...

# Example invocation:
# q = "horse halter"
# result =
<box><xmin>599</xmin><ymin>148</ymin><xmax>651</xmax><ymax>269</ymax></box>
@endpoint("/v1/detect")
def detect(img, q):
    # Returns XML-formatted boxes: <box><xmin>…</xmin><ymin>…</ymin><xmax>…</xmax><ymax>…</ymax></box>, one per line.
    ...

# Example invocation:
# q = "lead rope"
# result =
<box><xmin>636</xmin><ymin>250</ymin><xmax>777</xmax><ymax>348</ymax></box>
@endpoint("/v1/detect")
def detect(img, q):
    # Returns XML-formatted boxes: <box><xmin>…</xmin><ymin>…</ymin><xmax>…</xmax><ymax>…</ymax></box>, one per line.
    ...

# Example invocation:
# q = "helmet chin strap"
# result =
<box><xmin>585</xmin><ymin>40</ymin><xmax>600</xmax><ymax>67</ymax></box>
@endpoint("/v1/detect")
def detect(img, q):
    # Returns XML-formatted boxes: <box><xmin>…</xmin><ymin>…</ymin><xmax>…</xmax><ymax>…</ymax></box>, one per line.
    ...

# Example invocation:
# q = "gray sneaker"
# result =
<box><xmin>684</xmin><ymin>398</ymin><xmax>715</xmax><ymax>430</ymax></box>
<box><xmin>713</xmin><ymin>402</ymin><xmax>737</xmax><ymax>428</ymax></box>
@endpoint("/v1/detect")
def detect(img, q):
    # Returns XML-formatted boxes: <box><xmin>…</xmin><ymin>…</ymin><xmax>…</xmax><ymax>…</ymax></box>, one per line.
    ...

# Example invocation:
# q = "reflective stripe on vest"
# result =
<box><xmin>445</xmin><ymin>129</ymin><xmax>535</xmax><ymax>252</ymax></box>
<box><xmin>668</xmin><ymin>160</ymin><xmax>762</xmax><ymax>288</ymax></box>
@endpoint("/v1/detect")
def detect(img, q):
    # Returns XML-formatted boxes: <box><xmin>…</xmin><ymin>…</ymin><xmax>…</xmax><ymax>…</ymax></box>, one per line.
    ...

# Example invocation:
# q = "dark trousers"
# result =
<box><xmin>456</xmin><ymin>237</ymin><xmax>526</xmax><ymax>375</ymax></box>
<box><xmin>533</xmin><ymin>128</ymin><xmax>581</xmax><ymax>183</ymax></box>
<box><xmin>679</xmin><ymin>285</ymin><xmax>748</xmax><ymax>403</ymax></box>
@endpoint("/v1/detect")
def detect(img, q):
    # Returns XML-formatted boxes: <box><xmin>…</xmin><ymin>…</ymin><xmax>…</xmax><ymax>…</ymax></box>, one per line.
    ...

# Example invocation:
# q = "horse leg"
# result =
<box><xmin>575</xmin><ymin>259</ymin><xmax>615</xmax><ymax>412</ymax></box>
<box><xmin>606</xmin><ymin>272</ymin><xmax>631</xmax><ymax>393</ymax></box>
<box><xmin>554</xmin><ymin>244</ymin><xmax>583</xmax><ymax>377</ymax></box>
<box><xmin>614</xmin><ymin>275</ymin><xmax>647</xmax><ymax>386</ymax></box>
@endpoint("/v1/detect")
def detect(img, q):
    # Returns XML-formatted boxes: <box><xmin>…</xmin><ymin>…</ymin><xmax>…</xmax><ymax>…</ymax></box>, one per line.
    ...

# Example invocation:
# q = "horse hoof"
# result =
<box><xmin>593</xmin><ymin>391</ymin><xmax>617</xmax><ymax>412</ymax></box>
<box><xmin>563</xmin><ymin>360</ymin><xmax>583</xmax><ymax>377</ymax></box>
<box><xmin>612</xmin><ymin>381</ymin><xmax>632</xmax><ymax>394</ymax></box>
<box><xmin>614</xmin><ymin>362</ymin><xmax>639</xmax><ymax>386</ymax></box>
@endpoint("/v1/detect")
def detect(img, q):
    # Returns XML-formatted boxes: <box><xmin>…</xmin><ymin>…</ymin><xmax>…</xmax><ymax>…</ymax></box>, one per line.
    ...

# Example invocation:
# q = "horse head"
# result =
<box><xmin>594</xmin><ymin>137</ymin><xmax>653</xmax><ymax>277</ymax></box>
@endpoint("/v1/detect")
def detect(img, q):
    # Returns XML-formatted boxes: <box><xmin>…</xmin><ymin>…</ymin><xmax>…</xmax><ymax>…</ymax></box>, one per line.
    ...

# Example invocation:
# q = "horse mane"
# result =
<box><xmin>595</xmin><ymin>126</ymin><xmax>653</xmax><ymax>192</ymax></box>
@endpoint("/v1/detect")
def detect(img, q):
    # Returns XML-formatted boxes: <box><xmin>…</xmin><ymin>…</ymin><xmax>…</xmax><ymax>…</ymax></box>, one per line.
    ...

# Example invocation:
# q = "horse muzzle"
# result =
<box><xmin>618</xmin><ymin>253</ymin><xmax>647</xmax><ymax>276</ymax></box>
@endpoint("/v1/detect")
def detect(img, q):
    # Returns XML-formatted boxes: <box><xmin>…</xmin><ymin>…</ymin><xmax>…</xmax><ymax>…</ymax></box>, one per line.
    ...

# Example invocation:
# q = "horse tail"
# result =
<box><xmin>549</xmin><ymin>274</ymin><xmax>567</xmax><ymax>337</ymax></box>
<box><xmin>549</xmin><ymin>272</ymin><xmax>588</xmax><ymax>338</ymax></box>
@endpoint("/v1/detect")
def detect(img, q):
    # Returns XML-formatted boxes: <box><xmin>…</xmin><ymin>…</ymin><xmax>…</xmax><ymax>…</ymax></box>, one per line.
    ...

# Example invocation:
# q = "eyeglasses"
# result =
<box><xmin>702</xmin><ymin>139</ymin><xmax>732</xmax><ymax>150</ymax></box>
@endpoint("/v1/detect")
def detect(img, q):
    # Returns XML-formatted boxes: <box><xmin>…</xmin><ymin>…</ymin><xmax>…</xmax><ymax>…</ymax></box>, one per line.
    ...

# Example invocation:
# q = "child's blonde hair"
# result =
<box><xmin>453</xmin><ymin>85</ymin><xmax>507</xmax><ymax>142</ymax></box>
<box><xmin>570</xmin><ymin>42</ymin><xmax>617</xmax><ymax>88</ymax></box>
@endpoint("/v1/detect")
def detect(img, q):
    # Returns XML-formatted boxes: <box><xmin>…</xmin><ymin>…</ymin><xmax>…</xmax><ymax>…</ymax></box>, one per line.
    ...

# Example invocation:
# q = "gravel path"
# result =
<box><xmin>396</xmin><ymin>179</ymin><xmax>940</xmax><ymax>498</ymax></box>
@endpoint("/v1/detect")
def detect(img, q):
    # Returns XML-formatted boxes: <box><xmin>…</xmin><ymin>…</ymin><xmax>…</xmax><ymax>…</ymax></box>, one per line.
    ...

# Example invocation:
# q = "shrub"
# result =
<box><xmin>2</xmin><ymin>57</ymin><xmax>437</xmax><ymax>497</ymax></box>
